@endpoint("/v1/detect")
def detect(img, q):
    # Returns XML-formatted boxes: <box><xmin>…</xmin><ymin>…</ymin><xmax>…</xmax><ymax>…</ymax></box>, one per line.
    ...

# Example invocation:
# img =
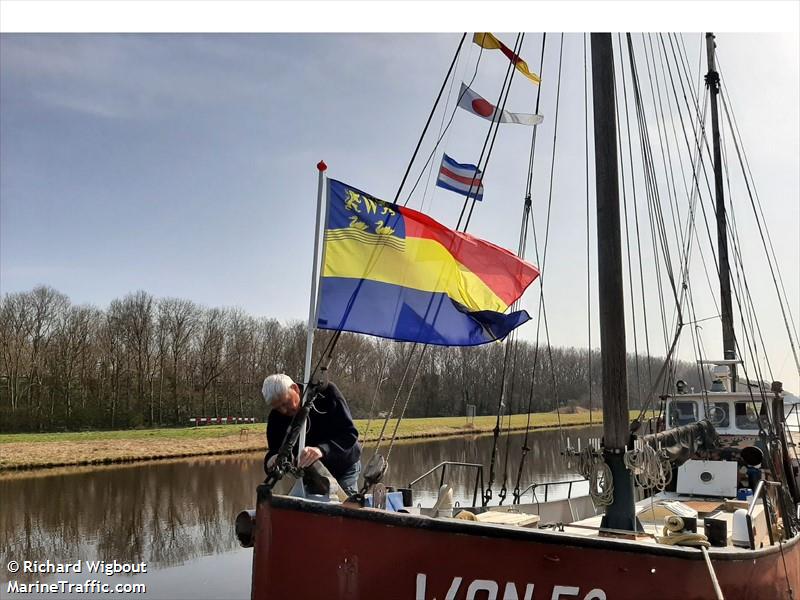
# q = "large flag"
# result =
<box><xmin>436</xmin><ymin>153</ymin><xmax>484</xmax><ymax>201</ymax></box>
<box><xmin>473</xmin><ymin>32</ymin><xmax>541</xmax><ymax>85</ymax></box>
<box><xmin>457</xmin><ymin>83</ymin><xmax>544</xmax><ymax>126</ymax></box>
<box><xmin>317</xmin><ymin>179</ymin><xmax>539</xmax><ymax>346</ymax></box>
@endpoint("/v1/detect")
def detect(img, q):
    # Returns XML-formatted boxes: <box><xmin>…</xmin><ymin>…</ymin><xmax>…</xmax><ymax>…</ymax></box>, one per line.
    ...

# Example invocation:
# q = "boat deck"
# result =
<box><xmin>458</xmin><ymin>491</ymin><xmax>773</xmax><ymax>554</ymax></box>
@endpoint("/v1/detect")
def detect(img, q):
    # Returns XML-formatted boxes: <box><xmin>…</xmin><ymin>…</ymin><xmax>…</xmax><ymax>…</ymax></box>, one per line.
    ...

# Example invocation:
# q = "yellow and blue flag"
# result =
<box><xmin>316</xmin><ymin>179</ymin><xmax>539</xmax><ymax>346</ymax></box>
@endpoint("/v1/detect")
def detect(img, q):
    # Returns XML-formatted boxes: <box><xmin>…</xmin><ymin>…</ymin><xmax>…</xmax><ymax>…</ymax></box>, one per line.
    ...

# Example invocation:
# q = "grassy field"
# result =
<box><xmin>0</xmin><ymin>410</ymin><xmax>641</xmax><ymax>471</ymax></box>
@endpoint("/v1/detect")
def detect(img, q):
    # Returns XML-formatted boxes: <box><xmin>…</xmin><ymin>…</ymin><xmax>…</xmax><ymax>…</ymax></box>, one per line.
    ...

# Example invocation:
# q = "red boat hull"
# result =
<box><xmin>250</xmin><ymin>490</ymin><xmax>799</xmax><ymax>600</ymax></box>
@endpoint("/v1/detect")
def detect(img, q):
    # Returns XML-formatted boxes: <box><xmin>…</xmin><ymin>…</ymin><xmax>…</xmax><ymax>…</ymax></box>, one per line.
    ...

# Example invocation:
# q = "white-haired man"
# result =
<box><xmin>262</xmin><ymin>373</ymin><xmax>362</xmax><ymax>496</ymax></box>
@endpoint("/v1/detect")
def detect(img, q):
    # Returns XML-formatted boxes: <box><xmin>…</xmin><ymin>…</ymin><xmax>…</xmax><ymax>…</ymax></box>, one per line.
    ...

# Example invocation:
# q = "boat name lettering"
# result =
<box><xmin>415</xmin><ymin>574</ymin><xmax>606</xmax><ymax>600</ymax></box>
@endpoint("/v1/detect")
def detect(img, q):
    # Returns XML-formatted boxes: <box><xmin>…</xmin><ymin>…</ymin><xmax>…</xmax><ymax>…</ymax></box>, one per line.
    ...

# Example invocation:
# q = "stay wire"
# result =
<box><xmin>511</xmin><ymin>34</ymin><xmax>565</xmax><ymax>504</ymax></box>
<box><xmin>385</xmin><ymin>345</ymin><xmax>428</xmax><ymax>460</ymax></box>
<box><xmin>525</xmin><ymin>34</ymin><xmax>548</xmax><ymax>199</ymax></box>
<box><xmin>653</xmin><ymin>33</ymin><xmax>712</xmax><ymax>401</ymax></box>
<box><xmin>717</xmin><ymin>64</ymin><xmax>800</xmax><ymax>378</ymax></box>
<box><xmin>315</xmin><ymin>34</ymin><xmax>469</xmax><ymax>453</ymax></box>
<box><xmin>403</xmin><ymin>39</ymin><xmax>486</xmax><ymax>207</ymax></box>
<box><xmin>480</xmin><ymin>32</ymin><xmax>528</xmax><ymax>506</ymax></box>
<box><xmin>719</xmin><ymin>56</ymin><xmax>800</xmax><ymax>347</ymax></box>
<box><xmin>642</xmin><ymin>33</ymin><xmax>679</xmax><ymax>353</ymax></box>
<box><xmin>626</xmin><ymin>34</ymin><xmax>685</xmax><ymax>418</ymax></box>
<box><xmin>463</xmin><ymin>33</ymin><xmax>526</xmax><ymax>231</ymax></box>
<box><xmin>530</xmin><ymin>33</ymin><xmax>566</xmax><ymax>448</ymax></box>
<box><xmin>624</xmin><ymin>34</ymin><xmax>655</xmax><ymax>398</ymax></box>
<box><xmin>393</xmin><ymin>33</ymin><xmax>467</xmax><ymax>204</ymax></box>
<box><xmin>585</xmin><ymin>33</ymin><xmax>594</xmax><ymax>427</ymax></box>
<box><xmin>671</xmin><ymin>38</ymin><xmax>774</xmax><ymax>411</ymax></box>
<box><xmin>633</xmin><ymin>34</ymin><xmax>687</xmax><ymax>418</ymax></box>
<box><xmin>720</xmin><ymin>110</ymin><xmax>773</xmax><ymax>381</ymax></box>
<box><xmin>614</xmin><ymin>33</ymin><xmax>643</xmax><ymax>408</ymax></box>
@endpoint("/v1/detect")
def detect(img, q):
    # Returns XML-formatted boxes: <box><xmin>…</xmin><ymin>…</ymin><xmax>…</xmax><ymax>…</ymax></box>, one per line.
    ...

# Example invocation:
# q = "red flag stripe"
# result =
<box><xmin>439</xmin><ymin>166</ymin><xmax>483</xmax><ymax>187</ymax></box>
<box><xmin>398</xmin><ymin>205</ymin><xmax>538</xmax><ymax>306</ymax></box>
<box><xmin>497</xmin><ymin>41</ymin><xmax>522</xmax><ymax>66</ymax></box>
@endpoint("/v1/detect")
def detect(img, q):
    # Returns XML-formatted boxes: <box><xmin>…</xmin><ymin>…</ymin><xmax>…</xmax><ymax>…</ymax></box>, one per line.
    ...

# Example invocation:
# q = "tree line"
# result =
<box><xmin>0</xmin><ymin>286</ymin><xmax>701</xmax><ymax>433</ymax></box>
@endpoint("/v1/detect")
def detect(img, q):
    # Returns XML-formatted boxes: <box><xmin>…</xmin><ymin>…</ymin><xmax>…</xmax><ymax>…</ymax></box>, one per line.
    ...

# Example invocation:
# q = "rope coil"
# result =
<box><xmin>576</xmin><ymin>444</ymin><xmax>614</xmax><ymax>507</ymax></box>
<box><xmin>656</xmin><ymin>515</ymin><xmax>710</xmax><ymax>548</ymax></box>
<box><xmin>623</xmin><ymin>440</ymin><xmax>672</xmax><ymax>491</ymax></box>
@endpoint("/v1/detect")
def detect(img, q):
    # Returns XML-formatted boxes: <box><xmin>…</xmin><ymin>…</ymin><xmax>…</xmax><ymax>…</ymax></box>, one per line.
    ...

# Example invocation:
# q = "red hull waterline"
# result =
<box><xmin>249</xmin><ymin>489</ymin><xmax>799</xmax><ymax>600</ymax></box>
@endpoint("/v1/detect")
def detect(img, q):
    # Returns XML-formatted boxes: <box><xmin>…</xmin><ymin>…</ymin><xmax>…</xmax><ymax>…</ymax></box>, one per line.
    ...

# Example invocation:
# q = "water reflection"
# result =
<box><xmin>1</xmin><ymin>426</ymin><xmax>599</xmax><ymax>595</ymax></box>
<box><xmin>1</xmin><ymin>456</ymin><xmax>264</xmax><ymax>584</ymax></box>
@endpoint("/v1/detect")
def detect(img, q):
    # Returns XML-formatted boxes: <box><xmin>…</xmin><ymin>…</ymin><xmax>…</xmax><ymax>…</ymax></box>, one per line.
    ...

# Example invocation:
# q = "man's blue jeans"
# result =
<box><xmin>337</xmin><ymin>461</ymin><xmax>361</xmax><ymax>496</ymax></box>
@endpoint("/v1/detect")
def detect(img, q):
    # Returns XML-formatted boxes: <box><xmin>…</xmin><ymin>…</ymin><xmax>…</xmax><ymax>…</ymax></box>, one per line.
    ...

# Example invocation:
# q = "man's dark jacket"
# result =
<box><xmin>265</xmin><ymin>382</ymin><xmax>361</xmax><ymax>480</ymax></box>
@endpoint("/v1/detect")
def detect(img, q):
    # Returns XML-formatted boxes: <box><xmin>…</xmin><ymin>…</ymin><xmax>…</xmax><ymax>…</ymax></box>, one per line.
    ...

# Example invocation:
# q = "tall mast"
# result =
<box><xmin>299</xmin><ymin>160</ymin><xmax>328</xmax><ymax>456</ymax></box>
<box><xmin>705</xmin><ymin>32</ymin><xmax>738</xmax><ymax>389</ymax></box>
<box><xmin>591</xmin><ymin>33</ymin><xmax>637</xmax><ymax>531</ymax></box>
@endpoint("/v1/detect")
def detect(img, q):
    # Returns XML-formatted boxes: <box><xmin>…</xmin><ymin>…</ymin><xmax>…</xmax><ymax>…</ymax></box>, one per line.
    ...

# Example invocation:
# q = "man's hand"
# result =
<box><xmin>298</xmin><ymin>446</ymin><xmax>323</xmax><ymax>468</ymax></box>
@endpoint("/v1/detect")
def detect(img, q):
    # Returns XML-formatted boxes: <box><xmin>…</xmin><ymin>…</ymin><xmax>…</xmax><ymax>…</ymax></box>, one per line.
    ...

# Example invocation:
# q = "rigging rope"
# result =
<box><xmin>510</xmin><ymin>33</ymin><xmax>568</xmax><ymax>505</ymax></box>
<box><xmin>716</xmin><ymin>64</ymin><xmax>800</xmax><ymax>378</ymax></box>
<box><xmin>584</xmin><ymin>33</ymin><xmax>594</xmax><ymax>429</ymax></box>
<box><xmin>614</xmin><ymin>34</ymin><xmax>644</xmax><ymax>409</ymax></box>
<box><xmin>393</xmin><ymin>33</ymin><xmax>467</xmax><ymax>204</ymax></box>
<box><xmin>462</xmin><ymin>33</ymin><xmax>525</xmax><ymax>232</ymax></box>
<box><xmin>511</xmin><ymin>42</ymin><xmax>547</xmax><ymax>498</ymax></box>
<box><xmin>623</xmin><ymin>34</ymin><xmax>655</xmax><ymax>401</ymax></box>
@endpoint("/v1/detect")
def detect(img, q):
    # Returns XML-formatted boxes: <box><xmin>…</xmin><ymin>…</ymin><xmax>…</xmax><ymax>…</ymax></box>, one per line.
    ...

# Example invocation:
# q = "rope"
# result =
<box><xmin>393</xmin><ymin>33</ymin><xmax>466</xmax><ymax>204</ymax></box>
<box><xmin>623</xmin><ymin>440</ymin><xmax>672</xmax><ymax>491</ymax></box>
<box><xmin>613</xmin><ymin>34</ymin><xmax>643</xmax><ymax>409</ymax></box>
<box><xmin>461</xmin><ymin>32</ymin><xmax>526</xmax><ymax>231</ymax></box>
<box><xmin>511</xmin><ymin>33</ymin><xmax>550</xmax><ymax>505</ymax></box>
<box><xmin>656</xmin><ymin>516</ymin><xmax>710</xmax><ymax>548</ymax></box>
<box><xmin>624</xmin><ymin>34</ymin><xmax>655</xmax><ymax>400</ymax></box>
<box><xmin>369</xmin><ymin>343</ymin><xmax>419</xmax><ymax>459</ymax></box>
<box><xmin>385</xmin><ymin>345</ymin><xmax>428</xmax><ymax>460</ymax></box>
<box><xmin>404</xmin><ymin>37</ymin><xmax>485</xmax><ymax>208</ymax></box>
<box><xmin>700</xmin><ymin>546</ymin><xmax>726</xmax><ymax>600</ymax></box>
<box><xmin>362</xmin><ymin>350</ymin><xmax>390</xmax><ymax>444</ymax></box>
<box><xmin>577</xmin><ymin>443</ymin><xmax>614</xmax><ymax>507</ymax></box>
<box><xmin>716</xmin><ymin>68</ymin><xmax>800</xmax><ymax>379</ymax></box>
<box><xmin>583</xmin><ymin>32</ymin><xmax>593</xmax><ymax>427</ymax></box>
<box><xmin>488</xmin><ymin>33</ymin><xmax>549</xmax><ymax>506</ymax></box>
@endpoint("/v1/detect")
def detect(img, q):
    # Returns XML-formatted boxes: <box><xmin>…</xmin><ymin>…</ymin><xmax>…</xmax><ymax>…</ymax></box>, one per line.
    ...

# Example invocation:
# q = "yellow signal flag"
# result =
<box><xmin>473</xmin><ymin>32</ymin><xmax>541</xmax><ymax>85</ymax></box>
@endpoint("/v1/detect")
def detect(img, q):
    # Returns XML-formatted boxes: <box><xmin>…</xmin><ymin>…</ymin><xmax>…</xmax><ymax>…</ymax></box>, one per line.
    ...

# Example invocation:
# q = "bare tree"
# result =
<box><xmin>0</xmin><ymin>292</ymin><xmax>33</xmax><ymax>413</ymax></box>
<box><xmin>159</xmin><ymin>298</ymin><xmax>198</xmax><ymax>424</ymax></box>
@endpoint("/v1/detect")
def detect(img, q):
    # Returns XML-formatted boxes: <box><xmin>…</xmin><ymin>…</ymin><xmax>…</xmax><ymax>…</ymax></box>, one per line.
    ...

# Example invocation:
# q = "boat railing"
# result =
<box><xmin>407</xmin><ymin>461</ymin><xmax>484</xmax><ymax>507</ymax></box>
<box><xmin>747</xmin><ymin>479</ymin><xmax>780</xmax><ymax>549</ymax></box>
<box><xmin>517</xmin><ymin>478</ymin><xmax>587</xmax><ymax>503</ymax></box>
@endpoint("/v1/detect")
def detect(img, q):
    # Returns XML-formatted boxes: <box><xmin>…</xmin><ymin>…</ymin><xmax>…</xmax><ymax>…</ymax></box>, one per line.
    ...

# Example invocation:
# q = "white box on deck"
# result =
<box><xmin>677</xmin><ymin>460</ymin><xmax>738</xmax><ymax>497</ymax></box>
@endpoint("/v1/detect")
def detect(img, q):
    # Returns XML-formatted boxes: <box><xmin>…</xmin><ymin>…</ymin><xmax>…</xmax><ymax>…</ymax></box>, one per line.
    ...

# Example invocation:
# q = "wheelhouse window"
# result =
<box><xmin>670</xmin><ymin>400</ymin><xmax>698</xmax><ymax>427</ymax></box>
<box><xmin>706</xmin><ymin>402</ymin><xmax>730</xmax><ymax>428</ymax></box>
<box><xmin>734</xmin><ymin>401</ymin><xmax>762</xmax><ymax>430</ymax></box>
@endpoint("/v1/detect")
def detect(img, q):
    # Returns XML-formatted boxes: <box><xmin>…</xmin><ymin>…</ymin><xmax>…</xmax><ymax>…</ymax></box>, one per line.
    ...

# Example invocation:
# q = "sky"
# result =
<box><xmin>1</xmin><ymin>2</ymin><xmax>799</xmax><ymax>391</ymax></box>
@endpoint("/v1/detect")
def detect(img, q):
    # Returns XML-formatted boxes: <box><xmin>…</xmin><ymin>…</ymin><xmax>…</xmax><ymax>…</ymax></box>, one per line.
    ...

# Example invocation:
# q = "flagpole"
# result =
<box><xmin>299</xmin><ymin>160</ymin><xmax>328</xmax><ymax>459</ymax></box>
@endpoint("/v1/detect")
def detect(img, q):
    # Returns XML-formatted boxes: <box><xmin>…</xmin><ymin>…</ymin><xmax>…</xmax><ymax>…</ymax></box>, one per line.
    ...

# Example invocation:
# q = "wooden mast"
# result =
<box><xmin>705</xmin><ymin>32</ymin><xmax>738</xmax><ymax>389</ymax></box>
<box><xmin>591</xmin><ymin>33</ymin><xmax>637</xmax><ymax>531</ymax></box>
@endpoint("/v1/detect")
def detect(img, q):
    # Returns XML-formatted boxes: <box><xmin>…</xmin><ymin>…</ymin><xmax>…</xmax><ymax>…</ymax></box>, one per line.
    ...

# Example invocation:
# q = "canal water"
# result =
<box><xmin>1</xmin><ymin>426</ymin><xmax>599</xmax><ymax>599</ymax></box>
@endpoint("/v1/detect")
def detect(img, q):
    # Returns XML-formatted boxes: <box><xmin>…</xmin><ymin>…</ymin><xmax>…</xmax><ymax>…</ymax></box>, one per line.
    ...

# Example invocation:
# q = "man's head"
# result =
<box><xmin>262</xmin><ymin>373</ymin><xmax>301</xmax><ymax>416</ymax></box>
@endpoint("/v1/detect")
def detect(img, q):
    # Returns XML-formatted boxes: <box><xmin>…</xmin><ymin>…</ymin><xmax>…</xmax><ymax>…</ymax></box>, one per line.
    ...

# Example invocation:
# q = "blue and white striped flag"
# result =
<box><xmin>436</xmin><ymin>153</ymin><xmax>484</xmax><ymax>201</ymax></box>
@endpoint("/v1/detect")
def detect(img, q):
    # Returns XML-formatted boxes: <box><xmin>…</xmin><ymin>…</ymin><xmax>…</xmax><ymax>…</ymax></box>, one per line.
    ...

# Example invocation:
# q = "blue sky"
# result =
<box><xmin>1</xmin><ymin>6</ymin><xmax>798</xmax><ymax>390</ymax></box>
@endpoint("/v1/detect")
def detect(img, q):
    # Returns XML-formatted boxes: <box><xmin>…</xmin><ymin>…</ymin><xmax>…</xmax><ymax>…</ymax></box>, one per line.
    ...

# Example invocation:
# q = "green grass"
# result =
<box><xmin>0</xmin><ymin>410</ymin><xmax>649</xmax><ymax>445</ymax></box>
<box><xmin>0</xmin><ymin>424</ymin><xmax>267</xmax><ymax>444</ymax></box>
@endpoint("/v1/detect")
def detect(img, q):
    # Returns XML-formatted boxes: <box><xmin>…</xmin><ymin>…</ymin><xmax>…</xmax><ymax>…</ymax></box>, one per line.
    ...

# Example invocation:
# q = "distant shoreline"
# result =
<box><xmin>0</xmin><ymin>410</ymin><xmax>632</xmax><ymax>472</ymax></box>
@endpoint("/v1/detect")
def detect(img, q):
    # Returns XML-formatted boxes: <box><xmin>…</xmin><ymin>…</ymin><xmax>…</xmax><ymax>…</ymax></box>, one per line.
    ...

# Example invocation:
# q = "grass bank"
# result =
<box><xmin>0</xmin><ymin>410</ymin><xmax>632</xmax><ymax>472</ymax></box>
